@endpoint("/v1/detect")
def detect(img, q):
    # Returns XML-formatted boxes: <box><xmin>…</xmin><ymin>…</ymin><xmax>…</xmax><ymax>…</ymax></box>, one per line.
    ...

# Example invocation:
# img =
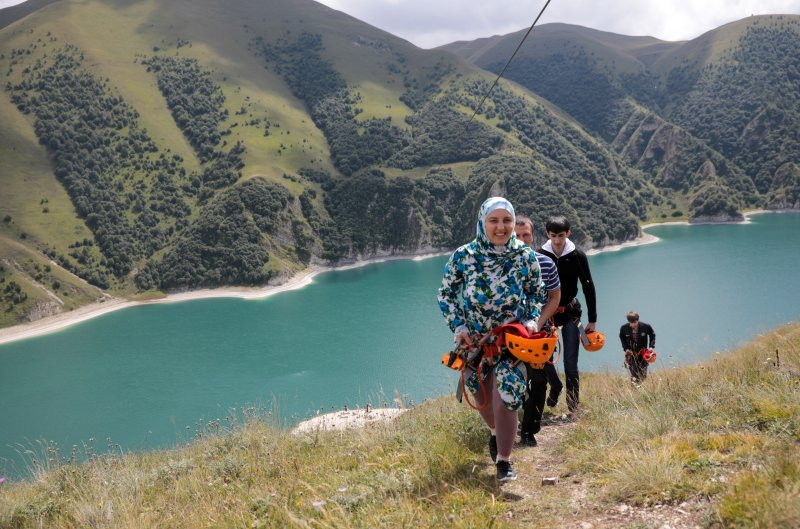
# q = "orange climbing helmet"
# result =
<box><xmin>580</xmin><ymin>328</ymin><xmax>605</xmax><ymax>352</ymax></box>
<box><xmin>493</xmin><ymin>323</ymin><xmax>560</xmax><ymax>368</ymax></box>
<box><xmin>504</xmin><ymin>332</ymin><xmax>559</xmax><ymax>367</ymax></box>
<box><xmin>641</xmin><ymin>348</ymin><xmax>657</xmax><ymax>363</ymax></box>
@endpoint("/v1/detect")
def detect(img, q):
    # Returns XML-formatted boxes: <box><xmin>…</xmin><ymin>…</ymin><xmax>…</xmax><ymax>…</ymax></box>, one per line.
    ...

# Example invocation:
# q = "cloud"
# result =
<box><xmin>318</xmin><ymin>0</ymin><xmax>800</xmax><ymax>48</ymax></box>
<box><xmin>2</xmin><ymin>0</ymin><xmax>798</xmax><ymax>48</ymax></box>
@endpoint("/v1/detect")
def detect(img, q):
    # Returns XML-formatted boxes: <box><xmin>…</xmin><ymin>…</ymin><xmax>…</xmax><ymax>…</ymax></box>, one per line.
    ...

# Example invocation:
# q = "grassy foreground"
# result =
<box><xmin>1</xmin><ymin>324</ymin><xmax>799</xmax><ymax>528</ymax></box>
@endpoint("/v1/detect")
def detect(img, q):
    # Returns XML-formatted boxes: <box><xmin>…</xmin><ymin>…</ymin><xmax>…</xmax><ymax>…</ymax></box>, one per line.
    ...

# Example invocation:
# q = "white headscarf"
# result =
<box><xmin>473</xmin><ymin>197</ymin><xmax>523</xmax><ymax>257</ymax></box>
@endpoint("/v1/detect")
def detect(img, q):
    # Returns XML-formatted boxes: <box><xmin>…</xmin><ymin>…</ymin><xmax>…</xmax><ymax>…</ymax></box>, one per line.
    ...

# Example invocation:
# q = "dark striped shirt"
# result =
<box><xmin>534</xmin><ymin>251</ymin><xmax>560</xmax><ymax>292</ymax></box>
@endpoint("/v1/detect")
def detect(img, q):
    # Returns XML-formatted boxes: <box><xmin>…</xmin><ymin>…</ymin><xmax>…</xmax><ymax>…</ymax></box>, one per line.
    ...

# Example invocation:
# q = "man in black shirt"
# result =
<box><xmin>619</xmin><ymin>311</ymin><xmax>656</xmax><ymax>383</ymax></box>
<box><xmin>538</xmin><ymin>216</ymin><xmax>598</xmax><ymax>413</ymax></box>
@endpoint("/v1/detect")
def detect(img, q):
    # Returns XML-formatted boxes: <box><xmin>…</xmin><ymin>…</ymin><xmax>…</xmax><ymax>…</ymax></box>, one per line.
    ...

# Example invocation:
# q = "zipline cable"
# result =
<box><xmin>465</xmin><ymin>0</ymin><xmax>553</xmax><ymax>128</ymax></box>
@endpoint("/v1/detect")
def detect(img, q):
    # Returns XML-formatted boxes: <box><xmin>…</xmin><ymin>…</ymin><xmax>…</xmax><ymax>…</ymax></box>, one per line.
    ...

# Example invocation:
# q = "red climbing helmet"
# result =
<box><xmin>641</xmin><ymin>348</ymin><xmax>657</xmax><ymax>363</ymax></box>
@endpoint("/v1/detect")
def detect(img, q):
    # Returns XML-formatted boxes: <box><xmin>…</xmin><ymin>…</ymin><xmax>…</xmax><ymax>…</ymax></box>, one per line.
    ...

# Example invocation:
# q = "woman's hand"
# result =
<box><xmin>455</xmin><ymin>332</ymin><xmax>473</xmax><ymax>349</ymax></box>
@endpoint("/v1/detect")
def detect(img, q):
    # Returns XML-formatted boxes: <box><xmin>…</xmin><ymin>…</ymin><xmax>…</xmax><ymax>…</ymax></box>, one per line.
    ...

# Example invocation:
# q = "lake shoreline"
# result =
<box><xmin>590</xmin><ymin>209</ymin><xmax>772</xmax><ymax>256</ymax></box>
<box><xmin>0</xmin><ymin>209</ymin><xmax>779</xmax><ymax>345</ymax></box>
<box><xmin>0</xmin><ymin>251</ymin><xmax>450</xmax><ymax>345</ymax></box>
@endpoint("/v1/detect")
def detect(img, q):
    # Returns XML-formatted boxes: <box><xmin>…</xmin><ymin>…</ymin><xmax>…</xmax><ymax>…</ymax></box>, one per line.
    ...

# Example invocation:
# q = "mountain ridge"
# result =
<box><xmin>1</xmin><ymin>1</ymin><xmax>797</xmax><ymax>327</ymax></box>
<box><xmin>441</xmin><ymin>14</ymin><xmax>800</xmax><ymax>218</ymax></box>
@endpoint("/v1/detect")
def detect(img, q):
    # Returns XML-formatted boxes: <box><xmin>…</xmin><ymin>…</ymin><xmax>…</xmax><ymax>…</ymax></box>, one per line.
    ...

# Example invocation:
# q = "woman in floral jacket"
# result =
<box><xmin>437</xmin><ymin>197</ymin><xmax>547</xmax><ymax>482</ymax></box>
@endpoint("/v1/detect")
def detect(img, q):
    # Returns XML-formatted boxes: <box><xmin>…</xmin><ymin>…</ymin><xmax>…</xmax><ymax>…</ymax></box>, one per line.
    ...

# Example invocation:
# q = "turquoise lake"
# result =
<box><xmin>1</xmin><ymin>212</ymin><xmax>799</xmax><ymax>477</ymax></box>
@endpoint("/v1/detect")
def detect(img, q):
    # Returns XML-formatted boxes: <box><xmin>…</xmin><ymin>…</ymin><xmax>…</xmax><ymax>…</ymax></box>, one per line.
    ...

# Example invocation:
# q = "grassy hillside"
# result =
<box><xmin>2</xmin><ymin>3</ymin><xmax>795</xmax><ymax>329</ymax></box>
<box><xmin>442</xmin><ymin>16</ymin><xmax>800</xmax><ymax>221</ymax></box>
<box><xmin>1</xmin><ymin>0</ymin><xmax>659</xmax><ymax>326</ymax></box>
<box><xmin>0</xmin><ymin>0</ymin><xmax>58</xmax><ymax>30</ymax></box>
<box><xmin>0</xmin><ymin>234</ymin><xmax>104</xmax><ymax>327</ymax></box>
<box><xmin>1</xmin><ymin>323</ymin><xmax>798</xmax><ymax>528</ymax></box>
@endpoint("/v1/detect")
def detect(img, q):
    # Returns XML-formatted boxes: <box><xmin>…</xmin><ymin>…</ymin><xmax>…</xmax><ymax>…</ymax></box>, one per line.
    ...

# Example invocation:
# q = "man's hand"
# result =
<box><xmin>585</xmin><ymin>321</ymin><xmax>596</xmax><ymax>332</ymax></box>
<box><xmin>624</xmin><ymin>349</ymin><xmax>634</xmax><ymax>368</ymax></box>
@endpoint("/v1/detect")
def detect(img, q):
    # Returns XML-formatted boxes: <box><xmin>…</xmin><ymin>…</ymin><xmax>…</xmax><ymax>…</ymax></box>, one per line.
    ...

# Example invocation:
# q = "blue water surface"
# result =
<box><xmin>1</xmin><ymin>212</ymin><xmax>798</xmax><ymax>477</ymax></box>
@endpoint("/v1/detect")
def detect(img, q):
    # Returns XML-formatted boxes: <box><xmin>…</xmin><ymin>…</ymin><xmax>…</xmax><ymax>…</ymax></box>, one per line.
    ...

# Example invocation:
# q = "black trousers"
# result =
<box><xmin>554</xmin><ymin>309</ymin><xmax>581</xmax><ymax>412</ymax></box>
<box><xmin>544</xmin><ymin>361</ymin><xmax>563</xmax><ymax>395</ymax></box>
<box><xmin>627</xmin><ymin>354</ymin><xmax>649</xmax><ymax>382</ymax></box>
<box><xmin>520</xmin><ymin>365</ymin><xmax>548</xmax><ymax>436</ymax></box>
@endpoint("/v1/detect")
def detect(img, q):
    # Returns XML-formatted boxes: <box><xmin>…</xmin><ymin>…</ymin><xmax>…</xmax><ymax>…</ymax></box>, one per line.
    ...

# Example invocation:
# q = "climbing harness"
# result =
<box><xmin>441</xmin><ymin>322</ymin><xmax>559</xmax><ymax>410</ymax></box>
<box><xmin>447</xmin><ymin>330</ymin><xmax>502</xmax><ymax>411</ymax></box>
<box><xmin>441</xmin><ymin>351</ymin><xmax>465</xmax><ymax>370</ymax></box>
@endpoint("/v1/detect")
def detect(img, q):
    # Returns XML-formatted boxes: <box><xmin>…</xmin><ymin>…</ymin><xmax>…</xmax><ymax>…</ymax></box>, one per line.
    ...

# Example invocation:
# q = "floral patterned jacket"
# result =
<box><xmin>437</xmin><ymin>239</ymin><xmax>547</xmax><ymax>339</ymax></box>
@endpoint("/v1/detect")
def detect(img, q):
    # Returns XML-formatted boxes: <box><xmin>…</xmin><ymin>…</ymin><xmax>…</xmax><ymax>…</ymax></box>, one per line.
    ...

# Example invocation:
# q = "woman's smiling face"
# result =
<box><xmin>484</xmin><ymin>209</ymin><xmax>514</xmax><ymax>246</ymax></box>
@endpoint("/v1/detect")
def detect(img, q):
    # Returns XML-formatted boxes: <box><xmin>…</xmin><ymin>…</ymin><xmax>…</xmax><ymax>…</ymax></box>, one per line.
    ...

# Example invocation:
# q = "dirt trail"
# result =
<box><xmin>495</xmin><ymin>415</ymin><xmax>710</xmax><ymax>529</ymax></box>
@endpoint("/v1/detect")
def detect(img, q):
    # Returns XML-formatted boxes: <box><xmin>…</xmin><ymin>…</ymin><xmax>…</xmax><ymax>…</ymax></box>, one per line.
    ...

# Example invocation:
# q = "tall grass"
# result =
<box><xmin>561</xmin><ymin>323</ymin><xmax>800</xmax><ymax>527</ymax></box>
<box><xmin>1</xmin><ymin>323</ymin><xmax>798</xmax><ymax>528</ymax></box>
<box><xmin>0</xmin><ymin>399</ymin><xmax>506</xmax><ymax>528</ymax></box>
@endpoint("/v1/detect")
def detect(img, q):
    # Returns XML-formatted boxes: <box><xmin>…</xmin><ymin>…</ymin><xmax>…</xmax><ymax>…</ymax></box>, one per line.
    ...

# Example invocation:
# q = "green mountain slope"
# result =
<box><xmin>1</xmin><ymin>0</ymin><xmax>655</xmax><ymax>326</ymax></box>
<box><xmin>442</xmin><ymin>16</ymin><xmax>800</xmax><ymax>220</ymax></box>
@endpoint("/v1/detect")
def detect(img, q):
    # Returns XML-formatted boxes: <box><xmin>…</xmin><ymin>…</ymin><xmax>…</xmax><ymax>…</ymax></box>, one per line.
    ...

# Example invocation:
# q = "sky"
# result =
<box><xmin>2</xmin><ymin>0</ymin><xmax>800</xmax><ymax>48</ymax></box>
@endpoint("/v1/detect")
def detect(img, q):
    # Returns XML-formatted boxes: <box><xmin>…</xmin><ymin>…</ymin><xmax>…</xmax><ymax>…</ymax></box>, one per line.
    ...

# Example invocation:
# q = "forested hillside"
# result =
<box><xmin>3</xmin><ymin>1</ymin><xmax>790</xmax><ymax>328</ymax></box>
<box><xmin>442</xmin><ymin>16</ymin><xmax>800</xmax><ymax>220</ymax></box>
